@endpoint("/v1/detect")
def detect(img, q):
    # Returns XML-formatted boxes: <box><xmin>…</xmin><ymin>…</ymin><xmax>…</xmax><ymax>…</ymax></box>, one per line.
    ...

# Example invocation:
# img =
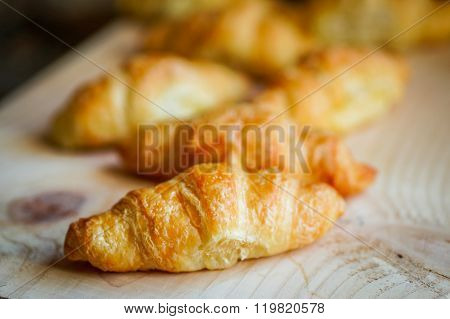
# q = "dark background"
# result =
<box><xmin>0</xmin><ymin>0</ymin><xmax>116</xmax><ymax>99</ymax></box>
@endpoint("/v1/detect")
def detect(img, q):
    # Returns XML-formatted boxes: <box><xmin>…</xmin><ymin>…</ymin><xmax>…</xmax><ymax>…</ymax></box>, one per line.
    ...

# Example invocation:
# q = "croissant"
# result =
<box><xmin>144</xmin><ymin>0</ymin><xmax>311</xmax><ymax>76</ymax></box>
<box><xmin>65</xmin><ymin>163</ymin><xmax>345</xmax><ymax>272</ymax></box>
<box><xmin>49</xmin><ymin>54</ymin><xmax>250</xmax><ymax>149</ymax></box>
<box><xmin>118</xmin><ymin>0</ymin><xmax>233</xmax><ymax>20</ymax></box>
<box><xmin>273</xmin><ymin>47</ymin><xmax>408</xmax><ymax>133</ymax></box>
<box><xmin>120</xmin><ymin>91</ymin><xmax>376</xmax><ymax>197</ymax></box>
<box><xmin>305</xmin><ymin>0</ymin><xmax>450</xmax><ymax>49</ymax></box>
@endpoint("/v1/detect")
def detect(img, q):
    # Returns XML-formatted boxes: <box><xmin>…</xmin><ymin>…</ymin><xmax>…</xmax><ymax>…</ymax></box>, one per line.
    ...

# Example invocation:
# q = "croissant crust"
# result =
<box><xmin>65</xmin><ymin>163</ymin><xmax>345</xmax><ymax>272</ymax></box>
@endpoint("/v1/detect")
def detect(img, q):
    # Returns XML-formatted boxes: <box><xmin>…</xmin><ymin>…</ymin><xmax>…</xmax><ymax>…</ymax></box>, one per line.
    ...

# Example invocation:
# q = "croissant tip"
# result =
<box><xmin>64</xmin><ymin>220</ymin><xmax>86</xmax><ymax>262</ymax></box>
<box><xmin>362</xmin><ymin>164</ymin><xmax>377</xmax><ymax>185</ymax></box>
<box><xmin>345</xmin><ymin>163</ymin><xmax>377</xmax><ymax>197</ymax></box>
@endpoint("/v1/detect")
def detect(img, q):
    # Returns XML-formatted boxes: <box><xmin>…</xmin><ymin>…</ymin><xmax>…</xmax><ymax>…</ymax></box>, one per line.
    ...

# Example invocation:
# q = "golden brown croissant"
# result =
<box><xmin>273</xmin><ymin>47</ymin><xmax>408</xmax><ymax>133</ymax></box>
<box><xmin>65</xmin><ymin>162</ymin><xmax>345</xmax><ymax>272</ymax></box>
<box><xmin>49</xmin><ymin>54</ymin><xmax>250</xmax><ymax>149</ymax></box>
<box><xmin>144</xmin><ymin>0</ymin><xmax>311</xmax><ymax>76</ymax></box>
<box><xmin>305</xmin><ymin>0</ymin><xmax>450</xmax><ymax>49</ymax></box>
<box><xmin>120</xmin><ymin>91</ymin><xmax>376</xmax><ymax>196</ymax></box>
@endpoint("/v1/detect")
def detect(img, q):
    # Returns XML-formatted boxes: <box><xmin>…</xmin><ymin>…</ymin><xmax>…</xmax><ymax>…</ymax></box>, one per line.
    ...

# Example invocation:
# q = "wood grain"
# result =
<box><xmin>0</xmin><ymin>20</ymin><xmax>449</xmax><ymax>298</ymax></box>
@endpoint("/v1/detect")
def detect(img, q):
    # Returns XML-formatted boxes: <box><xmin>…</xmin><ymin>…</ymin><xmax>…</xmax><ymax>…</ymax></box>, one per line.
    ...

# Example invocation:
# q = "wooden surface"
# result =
<box><xmin>0</xmin><ymin>20</ymin><xmax>449</xmax><ymax>299</ymax></box>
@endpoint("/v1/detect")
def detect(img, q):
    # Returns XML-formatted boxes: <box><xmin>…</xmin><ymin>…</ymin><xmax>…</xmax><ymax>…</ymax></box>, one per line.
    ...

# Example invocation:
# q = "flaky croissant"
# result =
<box><xmin>65</xmin><ymin>163</ymin><xmax>345</xmax><ymax>272</ymax></box>
<box><xmin>49</xmin><ymin>54</ymin><xmax>250</xmax><ymax>149</ymax></box>
<box><xmin>273</xmin><ymin>47</ymin><xmax>408</xmax><ymax>133</ymax></box>
<box><xmin>120</xmin><ymin>91</ymin><xmax>375</xmax><ymax>197</ymax></box>
<box><xmin>305</xmin><ymin>0</ymin><xmax>450</xmax><ymax>49</ymax></box>
<box><xmin>144</xmin><ymin>0</ymin><xmax>311</xmax><ymax>76</ymax></box>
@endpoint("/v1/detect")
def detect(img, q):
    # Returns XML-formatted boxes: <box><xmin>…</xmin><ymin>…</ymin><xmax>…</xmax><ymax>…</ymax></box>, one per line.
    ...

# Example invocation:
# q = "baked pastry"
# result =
<box><xmin>120</xmin><ymin>91</ymin><xmax>376</xmax><ymax>196</ymax></box>
<box><xmin>273</xmin><ymin>47</ymin><xmax>408</xmax><ymax>133</ymax></box>
<box><xmin>144</xmin><ymin>0</ymin><xmax>311</xmax><ymax>76</ymax></box>
<box><xmin>49</xmin><ymin>54</ymin><xmax>250</xmax><ymax>149</ymax></box>
<box><xmin>305</xmin><ymin>0</ymin><xmax>450</xmax><ymax>49</ymax></box>
<box><xmin>64</xmin><ymin>162</ymin><xmax>345</xmax><ymax>272</ymax></box>
<box><xmin>117</xmin><ymin>0</ymin><xmax>233</xmax><ymax>20</ymax></box>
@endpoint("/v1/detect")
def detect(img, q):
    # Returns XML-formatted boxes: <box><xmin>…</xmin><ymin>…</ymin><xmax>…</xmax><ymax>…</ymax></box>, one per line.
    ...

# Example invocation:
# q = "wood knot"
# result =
<box><xmin>7</xmin><ymin>191</ymin><xmax>85</xmax><ymax>224</ymax></box>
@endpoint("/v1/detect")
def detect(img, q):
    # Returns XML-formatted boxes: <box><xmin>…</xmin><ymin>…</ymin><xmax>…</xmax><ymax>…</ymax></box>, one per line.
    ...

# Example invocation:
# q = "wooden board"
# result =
<box><xmin>0</xmin><ymin>20</ymin><xmax>449</xmax><ymax>299</ymax></box>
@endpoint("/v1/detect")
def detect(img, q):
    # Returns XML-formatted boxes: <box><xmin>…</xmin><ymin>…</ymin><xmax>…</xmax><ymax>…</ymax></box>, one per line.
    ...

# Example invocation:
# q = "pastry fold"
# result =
<box><xmin>49</xmin><ymin>54</ymin><xmax>250</xmax><ymax>149</ymax></box>
<box><xmin>65</xmin><ymin>163</ymin><xmax>345</xmax><ymax>272</ymax></box>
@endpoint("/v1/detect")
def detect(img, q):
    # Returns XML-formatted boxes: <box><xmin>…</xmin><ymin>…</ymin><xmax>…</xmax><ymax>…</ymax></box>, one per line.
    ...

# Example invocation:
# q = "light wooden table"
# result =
<box><xmin>0</xmin><ymin>20</ymin><xmax>449</xmax><ymax>298</ymax></box>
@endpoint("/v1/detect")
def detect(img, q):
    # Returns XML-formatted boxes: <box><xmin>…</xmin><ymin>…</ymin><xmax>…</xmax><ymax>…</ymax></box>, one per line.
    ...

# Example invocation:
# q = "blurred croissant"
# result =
<box><xmin>118</xmin><ymin>0</ymin><xmax>233</xmax><ymax>20</ymax></box>
<box><xmin>49</xmin><ymin>54</ymin><xmax>250</xmax><ymax>149</ymax></box>
<box><xmin>121</xmin><ymin>91</ymin><xmax>376</xmax><ymax>197</ymax></box>
<box><xmin>305</xmin><ymin>0</ymin><xmax>450</xmax><ymax>49</ymax></box>
<box><xmin>274</xmin><ymin>47</ymin><xmax>408</xmax><ymax>133</ymax></box>
<box><xmin>144</xmin><ymin>0</ymin><xmax>311</xmax><ymax>76</ymax></box>
<box><xmin>65</xmin><ymin>163</ymin><xmax>345</xmax><ymax>272</ymax></box>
